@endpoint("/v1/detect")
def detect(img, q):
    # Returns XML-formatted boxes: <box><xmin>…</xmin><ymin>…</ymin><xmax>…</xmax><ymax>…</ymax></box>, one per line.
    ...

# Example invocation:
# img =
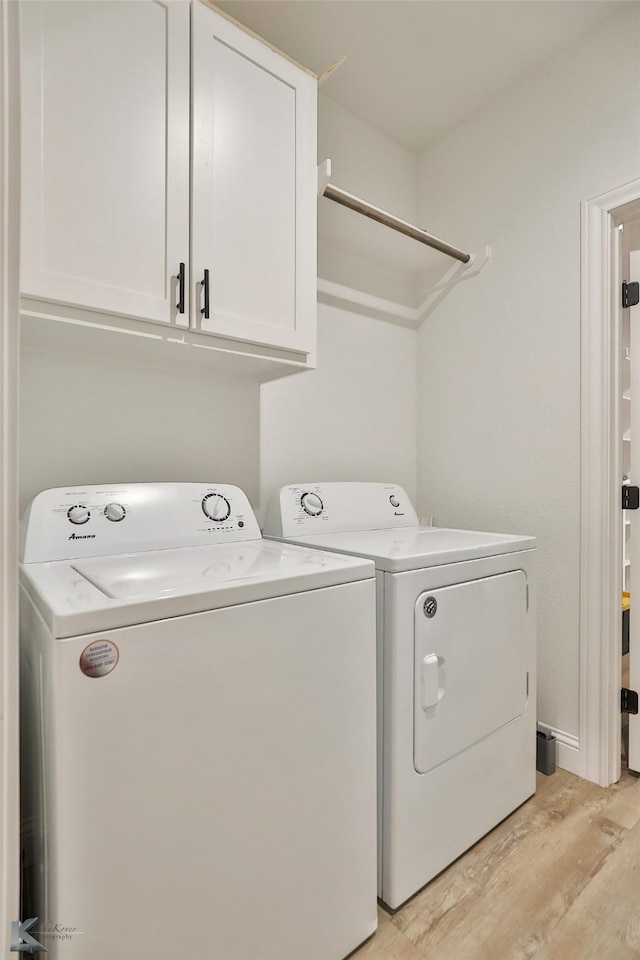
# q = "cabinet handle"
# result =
<box><xmin>176</xmin><ymin>262</ymin><xmax>185</xmax><ymax>314</ymax></box>
<box><xmin>201</xmin><ymin>268</ymin><xmax>210</xmax><ymax>319</ymax></box>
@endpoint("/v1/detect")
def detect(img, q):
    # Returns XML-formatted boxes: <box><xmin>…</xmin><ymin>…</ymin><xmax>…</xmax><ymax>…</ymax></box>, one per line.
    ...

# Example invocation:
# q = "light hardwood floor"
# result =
<box><xmin>353</xmin><ymin>768</ymin><xmax>640</xmax><ymax>960</ymax></box>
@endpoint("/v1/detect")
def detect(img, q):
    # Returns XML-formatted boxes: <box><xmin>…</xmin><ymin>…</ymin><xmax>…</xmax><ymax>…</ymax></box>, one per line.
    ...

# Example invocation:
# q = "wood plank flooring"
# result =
<box><xmin>353</xmin><ymin>768</ymin><xmax>640</xmax><ymax>960</ymax></box>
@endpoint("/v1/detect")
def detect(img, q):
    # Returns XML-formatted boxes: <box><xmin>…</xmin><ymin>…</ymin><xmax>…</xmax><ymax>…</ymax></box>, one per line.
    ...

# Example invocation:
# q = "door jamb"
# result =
<box><xmin>0</xmin><ymin>0</ymin><xmax>21</xmax><ymax>951</ymax></box>
<box><xmin>580</xmin><ymin>178</ymin><xmax>640</xmax><ymax>787</ymax></box>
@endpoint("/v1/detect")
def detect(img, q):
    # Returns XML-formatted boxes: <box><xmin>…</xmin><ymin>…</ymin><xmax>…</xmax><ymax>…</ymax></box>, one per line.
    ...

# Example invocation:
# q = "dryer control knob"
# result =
<box><xmin>202</xmin><ymin>493</ymin><xmax>231</xmax><ymax>522</ymax></box>
<box><xmin>301</xmin><ymin>492</ymin><xmax>323</xmax><ymax>517</ymax></box>
<box><xmin>67</xmin><ymin>505</ymin><xmax>90</xmax><ymax>525</ymax></box>
<box><xmin>389</xmin><ymin>495</ymin><xmax>400</xmax><ymax>508</ymax></box>
<box><xmin>104</xmin><ymin>503</ymin><xmax>126</xmax><ymax>522</ymax></box>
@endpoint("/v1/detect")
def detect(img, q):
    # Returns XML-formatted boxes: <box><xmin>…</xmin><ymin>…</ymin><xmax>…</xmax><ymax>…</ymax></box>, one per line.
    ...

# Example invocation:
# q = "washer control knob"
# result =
<box><xmin>67</xmin><ymin>505</ymin><xmax>90</xmax><ymax>525</ymax></box>
<box><xmin>104</xmin><ymin>502</ymin><xmax>126</xmax><ymax>522</ymax></box>
<box><xmin>301</xmin><ymin>492</ymin><xmax>323</xmax><ymax>517</ymax></box>
<box><xmin>389</xmin><ymin>495</ymin><xmax>400</xmax><ymax>508</ymax></box>
<box><xmin>202</xmin><ymin>493</ymin><xmax>231</xmax><ymax>522</ymax></box>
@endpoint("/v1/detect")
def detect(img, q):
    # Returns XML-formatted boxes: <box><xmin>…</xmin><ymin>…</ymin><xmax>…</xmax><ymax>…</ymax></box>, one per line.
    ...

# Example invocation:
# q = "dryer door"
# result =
<box><xmin>414</xmin><ymin>571</ymin><xmax>528</xmax><ymax>774</ymax></box>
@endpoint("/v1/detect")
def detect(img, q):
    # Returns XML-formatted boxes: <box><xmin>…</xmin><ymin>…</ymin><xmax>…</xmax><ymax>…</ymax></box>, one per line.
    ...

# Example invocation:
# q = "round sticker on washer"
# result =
<box><xmin>79</xmin><ymin>640</ymin><xmax>119</xmax><ymax>678</ymax></box>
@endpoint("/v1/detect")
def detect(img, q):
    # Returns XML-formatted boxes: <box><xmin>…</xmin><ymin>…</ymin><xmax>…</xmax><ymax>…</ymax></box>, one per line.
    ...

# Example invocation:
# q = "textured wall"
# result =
<box><xmin>415</xmin><ymin>5</ymin><xmax>640</xmax><ymax>738</ymax></box>
<box><xmin>19</xmin><ymin>347</ymin><xmax>260</xmax><ymax>514</ymax></box>
<box><xmin>259</xmin><ymin>301</ymin><xmax>417</xmax><ymax>520</ymax></box>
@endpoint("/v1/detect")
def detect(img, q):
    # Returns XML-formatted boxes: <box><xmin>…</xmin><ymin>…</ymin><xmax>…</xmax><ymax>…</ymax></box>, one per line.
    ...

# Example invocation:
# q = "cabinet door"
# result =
<box><xmin>20</xmin><ymin>0</ymin><xmax>190</xmax><ymax>326</ymax></box>
<box><xmin>191</xmin><ymin>2</ymin><xmax>316</xmax><ymax>354</ymax></box>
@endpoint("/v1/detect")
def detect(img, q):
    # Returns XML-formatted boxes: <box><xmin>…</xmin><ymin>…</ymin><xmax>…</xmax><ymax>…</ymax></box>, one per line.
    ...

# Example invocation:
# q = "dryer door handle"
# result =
<box><xmin>421</xmin><ymin>653</ymin><xmax>445</xmax><ymax>710</ymax></box>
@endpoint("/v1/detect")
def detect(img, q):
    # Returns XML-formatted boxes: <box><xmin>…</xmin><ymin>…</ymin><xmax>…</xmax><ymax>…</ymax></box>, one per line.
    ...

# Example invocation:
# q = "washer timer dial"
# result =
<box><xmin>104</xmin><ymin>503</ymin><xmax>126</xmax><ymax>522</ymax></box>
<box><xmin>202</xmin><ymin>493</ymin><xmax>231</xmax><ymax>522</ymax></box>
<box><xmin>301</xmin><ymin>492</ymin><xmax>323</xmax><ymax>517</ymax></box>
<box><xmin>67</xmin><ymin>505</ymin><xmax>90</xmax><ymax>525</ymax></box>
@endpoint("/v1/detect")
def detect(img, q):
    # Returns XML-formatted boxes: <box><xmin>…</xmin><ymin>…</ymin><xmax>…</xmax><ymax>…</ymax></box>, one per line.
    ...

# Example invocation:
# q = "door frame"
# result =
<box><xmin>0</xmin><ymin>0</ymin><xmax>21</xmax><ymax>951</ymax></box>
<box><xmin>580</xmin><ymin>178</ymin><xmax>640</xmax><ymax>787</ymax></box>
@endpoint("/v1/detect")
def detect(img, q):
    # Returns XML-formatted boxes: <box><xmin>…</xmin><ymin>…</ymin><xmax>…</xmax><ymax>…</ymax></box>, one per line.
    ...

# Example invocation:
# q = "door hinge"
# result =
<box><xmin>621</xmin><ymin>688</ymin><xmax>638</xmax><ymax>715</ymax></box>
<box><xmin>622</xmin><ymin>281</ymin><xmax>640</xmax><ymax>309</ymax></box>
<box><xmin>622</xmin><ymin>485</ymin><xmax>640</xmax><ymax>510</ymax></box>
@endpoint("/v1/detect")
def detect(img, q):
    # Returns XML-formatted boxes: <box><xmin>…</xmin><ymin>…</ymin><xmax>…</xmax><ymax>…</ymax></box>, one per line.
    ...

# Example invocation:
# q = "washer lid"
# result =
<box><xmin>269</xmin><ymin>526</ymin><xmax>536</xmax><ymax>573</ymax></box>
<box><xmin>20</xmin><ymin>539</ymin><xmax>374</xmax><ymax>638</ymax></box>
<box><xmin>72</xmin><ymin>540</ymin><xmax>325</xmax><ymax>599</ymax></box>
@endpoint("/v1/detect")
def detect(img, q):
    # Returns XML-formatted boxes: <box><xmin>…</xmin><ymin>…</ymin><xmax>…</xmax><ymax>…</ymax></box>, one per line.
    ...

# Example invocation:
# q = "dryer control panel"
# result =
<box><xmin>21</xmin><ymin>483</ymin><xmax>261</xmax><ymax>562</ymax></box>
<box><xmin>263</xmin><ymin>482</ymin><xmax>419</xmax><ymax>538</ymax></box>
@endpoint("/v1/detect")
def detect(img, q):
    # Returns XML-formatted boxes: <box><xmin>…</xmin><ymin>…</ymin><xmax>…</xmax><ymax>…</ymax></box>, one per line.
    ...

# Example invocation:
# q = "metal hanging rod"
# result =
<box><xmin>321</xmin><ymin>181</ymin><xmax>471</xmax><ymax>265</ymax></box>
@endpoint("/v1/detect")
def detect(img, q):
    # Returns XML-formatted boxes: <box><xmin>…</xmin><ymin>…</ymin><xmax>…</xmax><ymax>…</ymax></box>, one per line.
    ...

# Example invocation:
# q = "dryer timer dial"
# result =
<box><xmin>301</xmin><ymin>492</ymin><xmax>323</xmax><ymax>517</ymax></box>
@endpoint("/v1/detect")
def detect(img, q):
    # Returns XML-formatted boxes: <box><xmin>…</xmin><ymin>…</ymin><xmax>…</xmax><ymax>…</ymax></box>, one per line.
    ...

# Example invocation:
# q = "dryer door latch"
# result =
<box><xmin>622</xmin><ymin>485</ymin><xmax>639</xmax><ymax>510</ymax></box>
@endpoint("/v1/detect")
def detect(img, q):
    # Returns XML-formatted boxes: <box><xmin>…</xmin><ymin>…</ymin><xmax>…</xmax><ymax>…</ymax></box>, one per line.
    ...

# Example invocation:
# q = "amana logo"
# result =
<box><xmin>68</xmin><ymin>533</ymin><xmax>96</xmax><ymax>541</ymax></box>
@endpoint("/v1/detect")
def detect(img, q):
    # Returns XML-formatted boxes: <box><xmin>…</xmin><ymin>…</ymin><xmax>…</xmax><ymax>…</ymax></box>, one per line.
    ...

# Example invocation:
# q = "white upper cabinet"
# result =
<box><xmin>20</xmin><ymin>0</ymin><xmax>317</xmax><ymax>360</ymax></box>
<box><xmin>191</xmin><ymin>3</ymin><xmax>316</xmax><ymax>354</ymax></box>
<box><xmin>20</xmin><ymin>0</ymin><xmax>190</xmax><ymax>327</ymax></box>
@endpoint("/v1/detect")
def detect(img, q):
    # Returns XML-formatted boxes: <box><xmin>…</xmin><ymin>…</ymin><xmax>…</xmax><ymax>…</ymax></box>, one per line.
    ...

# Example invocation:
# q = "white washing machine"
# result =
<box><xmin>264</xmin><ymin>482</ymin><xmax>537</xmax><ymax>910</ymax></box>
<box><xmin>19</xmin><ymin>482</ymin><xmax>378</xmax><ymax>960</ymax></box>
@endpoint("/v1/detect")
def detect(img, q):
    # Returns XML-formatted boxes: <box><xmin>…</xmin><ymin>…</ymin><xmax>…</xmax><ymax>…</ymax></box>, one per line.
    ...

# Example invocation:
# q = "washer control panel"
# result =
<box><xmin>21</xmin><ymin>483</ymin><xmax>261</xmax><ymax>563</ymax></box>
<box><xmin>263</xmin><ymin>482</ymin><xmax>419</xmax><ymax>538</ymax></box>
<box><xmin>67</xmin><ymin>504</ymin><xmax>90</xmax><ymax>525</ymax></box>
<box><xmin>201</xmin><ymin>493</ymin><xmax>231</xmax><ymax>522</ymax></box>
<box><xmin>104</xmin><ymin>502</ymin><xmax>126</xmax><ymax>523</ymax></box>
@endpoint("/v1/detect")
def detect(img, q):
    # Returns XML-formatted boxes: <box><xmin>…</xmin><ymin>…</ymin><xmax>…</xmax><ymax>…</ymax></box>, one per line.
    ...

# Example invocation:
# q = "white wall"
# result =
<box><xmin>19</xmin><ymin>346</ymin><xmax>260</xmax><ymax>514</ymax></box>
<box><xmin>260</xmin><ymin>301</ymin><xmax>417</xmax><ymax>517</ymax></box>
<box><xmin>416</xmin><ymin>5</ymin><xmax>640</xmax><ymax>741</ymax></box>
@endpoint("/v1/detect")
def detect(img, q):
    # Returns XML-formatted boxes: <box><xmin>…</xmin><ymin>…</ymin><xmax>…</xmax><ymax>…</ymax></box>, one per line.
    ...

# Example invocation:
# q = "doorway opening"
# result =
<box><xmin>580</xmin><ymin>179</ymin><xmax>640</xmax><ymax>788</ymax></box>
<box><xmin>619</xmin><ymin>210</ymin><xmax>640</xmax><ymax>773</ymax></box>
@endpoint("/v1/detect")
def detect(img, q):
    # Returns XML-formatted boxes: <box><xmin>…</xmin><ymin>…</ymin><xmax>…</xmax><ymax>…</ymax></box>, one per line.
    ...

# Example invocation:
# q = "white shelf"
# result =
<box><xmin>317</xmin><ymin>246</ymin><xmax>491</xmax><ymax>326</ymax></box>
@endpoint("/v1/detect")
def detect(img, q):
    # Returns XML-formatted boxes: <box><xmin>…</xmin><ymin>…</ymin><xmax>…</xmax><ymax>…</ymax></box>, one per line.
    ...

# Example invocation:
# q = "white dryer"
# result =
<box><xmin>264</xmin><ymin>482</ymin><xmax>537</xmax><ymax>910</ymax></box>
<box><xmin>19</xmin><ymin>482</ymin><xmax>377</xmax><ymax>960</ymax></box>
